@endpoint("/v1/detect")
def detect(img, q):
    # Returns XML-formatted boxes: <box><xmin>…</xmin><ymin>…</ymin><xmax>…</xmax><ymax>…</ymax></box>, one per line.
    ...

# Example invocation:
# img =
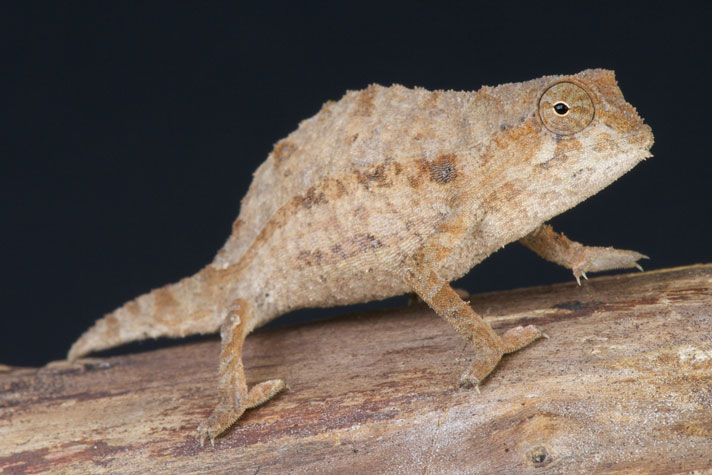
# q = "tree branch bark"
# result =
<box><xmin>2</xmin><ymin>264</ymin><xmax>711</xmax><ymax>473</ymax></box>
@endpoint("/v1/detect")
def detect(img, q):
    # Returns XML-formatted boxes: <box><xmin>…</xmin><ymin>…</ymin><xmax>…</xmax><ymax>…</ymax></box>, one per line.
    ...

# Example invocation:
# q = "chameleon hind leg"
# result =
<box><xmin>520</xmin><ymin>224</ymin><xmax>648</xmax><ymax>285</ymax></box>
<box><xmin>197</xmin><ymin>299</ymin><xmax>286</xmax><ymax>446</ymax></box>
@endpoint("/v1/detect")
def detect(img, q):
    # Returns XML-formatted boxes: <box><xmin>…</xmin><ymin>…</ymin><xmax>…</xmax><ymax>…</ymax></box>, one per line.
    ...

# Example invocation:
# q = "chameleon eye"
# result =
<box><xmin>539</xmin><ymin>82</ymin><xmax>594</xmax><ymax>135</ymax></box>
<box><xmin>553</xmin><ymin>102</ymin><xmax>569</xmax><ymax>116</ymax></box>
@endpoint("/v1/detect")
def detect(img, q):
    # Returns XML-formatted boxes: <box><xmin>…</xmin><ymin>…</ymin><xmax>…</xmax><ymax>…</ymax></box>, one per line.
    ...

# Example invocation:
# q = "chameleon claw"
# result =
<box><xmin>635</xmin><ymin>263</ymin><xmax>644</xmax><ymax>272</ymax></box>
<box><xmin>199</xmin><ymin>433</ymin><xmax>215</xmax><ymax>448</ymax></box>
<box><xmin>575</xmin><ymin>275</ymin><xmax>582</xmax><ymax>286</ymax></box>
<box><xmin>458</xmin><ymin>374</ymin><xmax>482</xmax><ymax>391</ymax></box>
<box><xmin>197</xmin><ymin>423</ymin><xmax>218</xmax><ymax>448</ymax></box>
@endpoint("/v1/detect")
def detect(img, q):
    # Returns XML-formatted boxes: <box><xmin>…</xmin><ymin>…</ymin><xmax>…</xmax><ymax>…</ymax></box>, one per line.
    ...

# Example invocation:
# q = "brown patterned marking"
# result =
<box><xmin>333</xmin><ymin>179</ymin><xmax>347</xmax><ymax>199</ymax></box>
<box><xmin>429</xmin><ymin>242</ymin><xmax>454</xmax><ymax>262</ymax></box>
<box><xmin>352</xmin><ymin>205</ymin><xmax>368</xmax><ymax>220</ymax></box>
<box><xmin>224</xmin><ymin>171</ymin><xmax>367</xmax><ymax>278</ymax></box>
<box><xmin>438</xmin><ymin>213</ymin><xmax>468</xmax><ymax>236</ymax></box>
<box><xmin>485</xmin><ymin>181</ymin><xmax>519</xmax><ymax>207</ymax></box>
<box><xmin>226</xmin><ymin>173</ymin><xmax>359</xmax><ymax>278</ymax></box>
<box><xmin>553</xmin><ymin>137</ymin><xmax>583</xmax><ymax>157</ymax></box>
<box><xmin>320</xmin><ymin>99</ymin><xmax>336</xmax><ymax>113</ymax></box>
<box><xmin>431</xmin><ymin>282</ymin><xmax>461</xmax><ymax>310</ymax></box>
<box><xmin>330</xmin><ymin>233</ymin><xmax>383</xmax><ymax>261</ymax></box>
<box><xmin>493</xmin><ymin>119</ymin><xmax>538</xmax><ymax>150</ymax></box>
<box><xmin>299</xmin><ymin>186</ymin><xmax>327</xmax><ymax>209</ymax></box>
<box><xmin>356</xmin><ymin>164</ymin><xmax>392</xmax><ymax>190</ymax></box>
<box><xmin>125</xmin><ymin>300</ymin><xmax>140</xmax><ymax>315</ymax></box>
<box><xmin>271</xmin><ymin>140</ymin><xmax>297</xmax><ymax>167</ymax></box>
<box><xmin>350</xmin><ymin>233</ymin><xmax>383</xmax><ymax>251</ymax></box>
<box><xmin>599</xmin><ymin>107</ymin><xmax>646</xmax><ymax>135</ymax></box>
<box><xmin>588</xmin><ymin>72</ymin><xmax>646</xmax><ymax>136</ymax></box>
<box><xmin>355</xmin><ymin>84</ymin><xmax>377</xmax><ymax>117</ymax></box>
<box><xmin>223</xmin><ymin>151</ymin><xmax>457</xmax><ymax>280</ymax></box>
<box><xmin>297</xmin><ymin>249</ymin><xmax>324</xmax><ymax>268</ymax></box>
<box><xmin>592</xmin><ymin>133</ymin><xmax>615</xmax><ymax>153</ymax></box>
<box><xmin>485</xmin><ymin>120</ymin><xmax>541</xmax><ymax>166</ymax></box>
<box><xmin>420</xmin><ymin>154</ymin><xmax>458</xmax><ymax>184</ymax></box>
<box><xmin>152</xmin><ymin>287</ymin><xmax>179</xmax><ymax>315</ymax></box>
<box><xmin>425</xmin><ymin>90</ymin><xmax>441</xmax><ymax>108</ymax></box>
<box><xmin>627</xmin><ymin>131</ymin><xmax>652</xmax><ymax>148</ymax></box>
<box><xmin>231</xmin><ymin>218</ymin><xmax>245</xmax><ymax>233</ymax></box>
<box><xmin>408</xmin><ymin>174</ymin><xmax>423</xmax><ymax>189</ymax></box>
<box><xmin>331</xmin><ymin>244</ymin><xmax>347</xmax><ymax>260</ymax></box>
<box><xmin>104</xmin><ymin>314</ymin><xmax>120</xmax><ymax>335</ymax></box>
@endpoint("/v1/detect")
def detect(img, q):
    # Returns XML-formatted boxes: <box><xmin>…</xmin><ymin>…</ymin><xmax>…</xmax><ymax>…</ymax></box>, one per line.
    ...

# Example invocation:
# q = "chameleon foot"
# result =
<box><xmin>500</xmin><ymin>325</ymin><xmax>547</xmax><ymax>354</ymax></box>
<box><xmin>572</xmin><ymin>248</ymin><xmax>648</xmax><ymax>285</ymax></box>
<box><xmin>197</xmin><ymin>379</ymin><xmax>287</xmax><ymax>446</ymax></box>
<box><xmin>458</xmin><ymin>350</ymin><xmax>502</xmax><ymax>390</ymax></box>
<box><xmin>458</xmin><ymin>325</ymin><xmax>546</xmax><ymax>390</ymax></box>
<box><xmin>198</xmin><ymin>400</ymin><xmax>245</xmax><ymax>447</ymax></box>
<box><xmin>244</xmin><ymin>379</ymin><xmax>287</xmax><ymax>409</ymax></box>
<box><xmin>520</xmin><ymin>224</ymin><xmax>648</xmax><ymax>286</ymax></box>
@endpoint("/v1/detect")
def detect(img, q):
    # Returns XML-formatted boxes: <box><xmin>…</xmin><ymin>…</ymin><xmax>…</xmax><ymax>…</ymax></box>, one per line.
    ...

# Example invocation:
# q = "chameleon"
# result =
<box><xmin>68</xmin><ymin>69</ymin><xmax>654</xmax><ymax>445</ymax></box>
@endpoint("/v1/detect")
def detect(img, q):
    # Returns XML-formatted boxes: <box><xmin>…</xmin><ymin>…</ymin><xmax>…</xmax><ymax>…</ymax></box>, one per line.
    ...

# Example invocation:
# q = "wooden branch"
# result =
<box><xmin>2</xmin><ymin>264</ymin><xmax>712</xmax><ymax>473</ymax></box>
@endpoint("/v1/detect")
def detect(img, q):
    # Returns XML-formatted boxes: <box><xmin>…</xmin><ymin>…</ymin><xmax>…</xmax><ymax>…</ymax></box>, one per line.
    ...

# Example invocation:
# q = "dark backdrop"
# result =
<box><xmin>3</xmin><ymin>3</ymin><xmax>710</xmax><ymax>366</ymax></box>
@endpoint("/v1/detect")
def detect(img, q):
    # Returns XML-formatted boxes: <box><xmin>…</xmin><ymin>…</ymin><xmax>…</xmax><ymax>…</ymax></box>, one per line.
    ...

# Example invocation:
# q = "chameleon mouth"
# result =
<box><xmin>538</xmin><ymin>128</ymin><xmax>654</xmax><ymax>169</ymax></box>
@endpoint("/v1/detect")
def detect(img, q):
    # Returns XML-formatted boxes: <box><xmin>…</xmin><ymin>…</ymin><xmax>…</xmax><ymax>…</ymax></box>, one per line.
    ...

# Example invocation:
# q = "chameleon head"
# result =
<box><xmin>483</xmin><ymin>69</ymin><xmax>654</xmax><ymax>225</ymax></box>
<box><xmin>537</xmin><ymin>69</ymin><xmax>653</xmax><ymax>208</ymax></box>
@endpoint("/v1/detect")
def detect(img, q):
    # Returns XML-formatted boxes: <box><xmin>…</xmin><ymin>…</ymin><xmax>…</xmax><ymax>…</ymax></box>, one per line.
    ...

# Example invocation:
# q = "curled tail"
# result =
<box><xmin>68</xmin><ymin>266</ymin><xmax>226</xmax><ymax>360</ymax></box>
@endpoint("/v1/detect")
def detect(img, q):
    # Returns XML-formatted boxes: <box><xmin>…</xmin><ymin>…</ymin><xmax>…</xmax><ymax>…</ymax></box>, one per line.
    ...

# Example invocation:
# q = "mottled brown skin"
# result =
<box><xmin>68</xmin><ymin>69</ymin><xmax>654</xmax><ymax>444</ymax></box>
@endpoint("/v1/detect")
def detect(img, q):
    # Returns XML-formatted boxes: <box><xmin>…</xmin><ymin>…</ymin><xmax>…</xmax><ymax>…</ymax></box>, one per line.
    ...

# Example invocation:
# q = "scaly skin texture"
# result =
<box><xmin>67</xmin><ymin>69</ymin><xmax>654</xmax><ymax>444</ymax></box>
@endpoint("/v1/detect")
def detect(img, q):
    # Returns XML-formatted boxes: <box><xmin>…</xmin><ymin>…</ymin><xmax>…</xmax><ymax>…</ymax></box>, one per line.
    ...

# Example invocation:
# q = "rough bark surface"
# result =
<box><xmin>2</xmin><ymin>264</ymin><xmax>711</xmax><ymax>474</ymax></box>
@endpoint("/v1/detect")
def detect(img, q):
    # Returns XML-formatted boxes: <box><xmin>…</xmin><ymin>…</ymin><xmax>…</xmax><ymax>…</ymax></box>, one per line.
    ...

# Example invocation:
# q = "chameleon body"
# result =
<box><xmin>68</xmin><ymin>69</ymin><xmax>654</xmax><ymax>443</ymax></box>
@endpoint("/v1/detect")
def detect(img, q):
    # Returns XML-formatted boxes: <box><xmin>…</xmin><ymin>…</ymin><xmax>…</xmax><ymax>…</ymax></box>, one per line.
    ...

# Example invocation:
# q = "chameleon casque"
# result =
<box><xmin>68</xmin><ymin>69</ymin><xmax>654</xmax><ymax>444</ymax></box>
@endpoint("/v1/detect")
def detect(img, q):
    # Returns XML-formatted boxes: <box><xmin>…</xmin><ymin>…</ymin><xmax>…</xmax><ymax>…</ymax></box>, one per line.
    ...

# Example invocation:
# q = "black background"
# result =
<box><xmin>3</xmin><ymin>3</ymin><xmax>710</xmax><ymax>367</ymax></box>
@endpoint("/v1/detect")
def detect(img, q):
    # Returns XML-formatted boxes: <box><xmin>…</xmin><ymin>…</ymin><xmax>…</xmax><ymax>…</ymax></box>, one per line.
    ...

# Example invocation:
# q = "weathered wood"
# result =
<box><xmin>2</xmin><ymin>264</ymin><xmax>711</xmax><ymax>474</ymax></box>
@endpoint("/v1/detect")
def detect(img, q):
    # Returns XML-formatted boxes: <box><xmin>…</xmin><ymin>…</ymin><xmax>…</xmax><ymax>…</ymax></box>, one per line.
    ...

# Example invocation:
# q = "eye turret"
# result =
<box><xmin>539</xmin><ymin>82</ymin><xmax>595</xmax><ymax>135</ymax></box>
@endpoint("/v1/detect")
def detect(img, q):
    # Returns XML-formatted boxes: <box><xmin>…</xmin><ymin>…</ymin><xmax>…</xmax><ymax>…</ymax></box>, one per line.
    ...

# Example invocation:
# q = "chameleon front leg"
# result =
<box><xmin>403</xmin><ymin>210</ymin><xmax>545</xmax><ymax>389</ymax></box>
<box><xmin>197</xmin><ymin>300</ymin><xmax>286</xmax><ymax>446</ymax></box>
<box><xmin>520</xmin><ymin>224</ymin><xmax>648</xmax><ymax>285</ymax></box>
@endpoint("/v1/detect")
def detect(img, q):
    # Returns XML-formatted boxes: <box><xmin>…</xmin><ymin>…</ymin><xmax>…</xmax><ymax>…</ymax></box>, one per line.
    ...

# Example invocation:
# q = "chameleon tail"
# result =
<box><xmin>68</xmin><ymin>266</ymin><xmax>225</xmax><ymax>361</ymax></box>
